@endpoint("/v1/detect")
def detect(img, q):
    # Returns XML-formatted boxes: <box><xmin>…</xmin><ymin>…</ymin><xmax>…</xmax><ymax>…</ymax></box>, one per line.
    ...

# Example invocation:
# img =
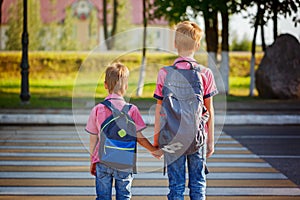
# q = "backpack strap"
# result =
<box><xmin>121</xmin><ymin>104</ymin><xmax>132</xmax><ymax>114</ymax></box>
<box><xmin>101</xmin><ymin>99</ymin><xmax>133</xmax><ymax>115</ymax></box>
<box><xmin>100</xmin><ymin>99</ymin><xmax>117</xmax><ymax>112</ymax></box>
<box><xmin>173</xmin><ymin>60</ymin><xmax>198</xmax><ymax>70</ymax></box>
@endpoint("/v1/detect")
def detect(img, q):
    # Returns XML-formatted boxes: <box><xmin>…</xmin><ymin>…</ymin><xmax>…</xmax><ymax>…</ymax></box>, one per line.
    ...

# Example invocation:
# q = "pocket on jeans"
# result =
<box><xmin>96</xmin><ymin>163</ymin><xmax>108</xmax><ymax>179</ymax></box>
<box><xmin>116</xmin><ymin>170</ymin><xmax>133</xmax><ymax>180</ymax></box>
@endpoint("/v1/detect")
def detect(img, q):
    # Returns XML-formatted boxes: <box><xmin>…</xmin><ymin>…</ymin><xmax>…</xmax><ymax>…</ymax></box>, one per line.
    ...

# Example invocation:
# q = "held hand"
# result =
<box><xmin>151</xmin><ymin>147</ymin><xmax>164</xmax><ymax>159</ymax></box>
<box><xmin>90</xmin><ymin>162</ymin><xmax>96</xmax><ymax>176</ymax></box>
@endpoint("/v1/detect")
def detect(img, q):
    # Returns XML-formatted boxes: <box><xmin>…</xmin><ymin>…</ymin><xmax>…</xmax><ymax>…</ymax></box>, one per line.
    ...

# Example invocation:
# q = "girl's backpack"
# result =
<box><xmin>99</xmin><ymin>100</ymin><xmax>137</xmax><ymax>172</ymax></box>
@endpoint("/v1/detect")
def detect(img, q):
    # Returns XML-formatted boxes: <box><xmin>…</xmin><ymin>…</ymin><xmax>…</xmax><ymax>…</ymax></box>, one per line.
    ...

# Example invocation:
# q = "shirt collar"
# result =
<box><xmin>105</xmin><ymin>93</ymin><xmax>124</xmax><ymax>101</ymax></box>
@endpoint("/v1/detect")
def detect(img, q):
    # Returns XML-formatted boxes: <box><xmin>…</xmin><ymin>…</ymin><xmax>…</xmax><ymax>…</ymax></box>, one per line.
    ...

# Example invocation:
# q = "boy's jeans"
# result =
<box><xmin>95</xmin><ymin>163</ymin><xmax>133</xmax><ymax>200</ymax></box>
<box><xmin>166</xmin><ymin>150</ymin><xmax>206</xmax><ymax>200</ymax></box>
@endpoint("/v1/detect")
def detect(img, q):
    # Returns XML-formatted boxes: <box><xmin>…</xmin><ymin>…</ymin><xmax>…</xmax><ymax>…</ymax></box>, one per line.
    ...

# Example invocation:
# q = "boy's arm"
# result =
<box><xmin>204</xmin><ymin>97</ymin><xmax>215</xmax><ymax>158</ymax></box>
<box><xmin>153</xmin><ymin>99</ymin><xmax>162</xmax><ymax>147</ymax></box>
<box><xmin>137</xmin><ymin>131</ymin><xmax>163</xmax><ymax>159</ymax></box>
<box><xmin>89</xmin><ymin>134</ymin><xmax>98</xmax><ymax>176</ymax></box>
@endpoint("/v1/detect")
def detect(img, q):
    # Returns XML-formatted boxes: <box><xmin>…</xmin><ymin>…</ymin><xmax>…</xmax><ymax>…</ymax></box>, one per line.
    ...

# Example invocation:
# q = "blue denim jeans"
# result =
<box><xmin>95</xmin><ymin>163</ymin><xmax>133</xmax><ymax>200</ymax></box>
<box><xmin>166</xmin><ymin>150</ymin><xmax>206</xmax><ymax>200</ymax></box>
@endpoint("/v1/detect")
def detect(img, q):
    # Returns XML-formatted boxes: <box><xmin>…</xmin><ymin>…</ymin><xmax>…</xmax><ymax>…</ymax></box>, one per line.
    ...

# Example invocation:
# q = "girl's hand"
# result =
<box><xmin>151</xmin><ymin>147</ymin><xmax>164</xmax><ymax>159</ymax></box>
<box><xmin>90</xmin><ymin>162</ymin><xmax>96</xmax><ymax>176</ymax></box>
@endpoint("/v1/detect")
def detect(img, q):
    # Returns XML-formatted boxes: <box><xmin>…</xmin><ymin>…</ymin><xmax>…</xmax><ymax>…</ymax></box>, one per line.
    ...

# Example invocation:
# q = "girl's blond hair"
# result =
<box><xmin>105</xmin><ymin>62</ymin><xmax>129</xmax><ymax>95</ymax></box>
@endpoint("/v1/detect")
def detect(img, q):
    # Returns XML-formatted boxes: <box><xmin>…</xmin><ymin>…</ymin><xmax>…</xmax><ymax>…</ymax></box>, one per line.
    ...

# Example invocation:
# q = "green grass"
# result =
<box><xmin>0</xmin><ymin>51</ymin><xmax>263</xmax><ymax>109</ymax></box>
<box><xmin>0</xmin><ymin>75</ymin><xmax>258</xmax><ymax>109</ymax></box>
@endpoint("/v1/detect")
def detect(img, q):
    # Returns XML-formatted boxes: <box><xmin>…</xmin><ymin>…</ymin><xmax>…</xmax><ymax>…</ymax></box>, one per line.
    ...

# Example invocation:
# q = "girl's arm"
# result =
<box><xmin>204</xmin><ymin>97</ymin><xmax>215</xmax><ymax>158</ymax></box>
<box><xmin>137</xmin><ymin>131</ymin><xmax>163</xmax><ymax>159</ymax></box>
<box><xmin>89</xmin><ymin>134</ymin><xmax>98</xmax><ymax>176</ymax></box>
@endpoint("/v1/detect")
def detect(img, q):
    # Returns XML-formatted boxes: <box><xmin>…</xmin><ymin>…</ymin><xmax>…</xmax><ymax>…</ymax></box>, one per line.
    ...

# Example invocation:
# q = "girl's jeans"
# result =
<box><xmin>95</xmin><ymin>163</ymin><xmax>133</xmax><ymax>200</ymax></box>
<box><xmin>166</xmin><ymin>150</ymin><xmax>206</xmax><ymax>200</ymax></box>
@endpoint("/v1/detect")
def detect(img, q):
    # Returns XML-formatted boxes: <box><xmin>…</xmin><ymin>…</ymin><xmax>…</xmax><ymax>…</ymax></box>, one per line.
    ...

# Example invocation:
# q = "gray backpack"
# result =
<box><xmin>159</xmin><ymin>60</ymin><xmax>209</xmax><ymax>158</ymax></box>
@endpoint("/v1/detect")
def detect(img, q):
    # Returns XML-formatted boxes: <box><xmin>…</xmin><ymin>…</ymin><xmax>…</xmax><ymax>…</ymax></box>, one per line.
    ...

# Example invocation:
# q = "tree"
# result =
<box><xmin>151</xmin><ymin>0</ymin><xmax>243</xmax><ymax>95</ymax></box>
<box><xmin>5</xmin><ymin>0</ymin><xmax>43</xmax><ymax>50</ymax></box>
<box><xmin>242</xmin><ymin>0</ymin><xmax>300</xmax><ymax>96</ymax></box>
<box><xmin>88</xmin><ymin>6</ymin><xmax>99</xmax><ymax>49</ymax></box>
<box><xmin>5</xmin><ymin>0</ymin><xmax>22</xmax><ymax>50</ymax></box>
<box><xmin>136</xmin><ymin>0</ymin><xmax>148</xmax><ymax>96</ymax></box>
<box><xmin>0</xmin><ymin>0</ymin><xmax>4</xmax><ymax>50</ymax></box>
<box><xmin>60</xmin><ymin>7</ymin><xmax>78</xmax><ymax>50</ymax></box>
<box><xmin>267</xmin><ymin>0</ymin><xmax>300</xmax><ymax>40</ymax></box>
<box><xmin>102</xmin><ymin>0</ymin><xmax>118</xmax><ymax>50</ymax></box>
<box><xmin>28</xmin><ymin>0</ymin><xmax>43</xmax><ymax>50</ymax></box>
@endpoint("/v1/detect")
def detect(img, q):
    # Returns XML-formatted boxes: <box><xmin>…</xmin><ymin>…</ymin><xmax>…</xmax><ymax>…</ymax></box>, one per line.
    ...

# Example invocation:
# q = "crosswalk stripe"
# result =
<box><xmin>1</xmin><ymin>196</ymin><xmax>300</xmax><ymax>200</ymax></box>
<box><xmin>0</xmin><ymin>127</ymin><xmax>298</xmax><ymax>198</ymax></box>
<box><xmin>1</xmin><ymin>179</ymin><xmax>295</xmax><ymax>187</ymax></box>
<box><xmin>0</xmin><ymin>172</ymin><xmax>288</xmax><ymax>179</ymax></box>
<box><xmin>0</xmin><ymin>152</ymin><xmax>259</xmax><ymax>159</ymax></box>
<box><xmin>1</xmin><ymin>186</ymin><xmax>300</xmax><ymax>196</ymax></box>
<box><xmin>0</xmin><ymin>160</ymin><xmax>272</xmax><ymax>168</ymax></box>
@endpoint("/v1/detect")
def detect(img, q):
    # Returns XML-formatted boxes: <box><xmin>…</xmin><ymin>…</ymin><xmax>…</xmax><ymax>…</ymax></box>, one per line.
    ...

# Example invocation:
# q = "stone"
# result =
<box><xmin>255</xmin><ymin>34</ymin><xmax>300</xmax><ymax>99</ymax></box>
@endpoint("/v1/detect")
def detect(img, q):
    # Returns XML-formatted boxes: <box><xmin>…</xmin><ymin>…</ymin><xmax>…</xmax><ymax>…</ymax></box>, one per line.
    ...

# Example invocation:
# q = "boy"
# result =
<box><xmin>153</xmin><ymin>21</ymin><xmax>218</xmax><ymax>199</ymax></box>
<box><xmin>86</xmin><ymin>62</ymin><xmax>159</xmax><ymax>200</ymax></box>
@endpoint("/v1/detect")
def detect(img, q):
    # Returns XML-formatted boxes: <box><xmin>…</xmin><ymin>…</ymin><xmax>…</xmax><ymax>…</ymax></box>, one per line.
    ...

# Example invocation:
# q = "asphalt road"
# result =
<box><xmin>224</xmin><ymin>125</ymin><xmax>300</xmax><ymax>186</ymax></box>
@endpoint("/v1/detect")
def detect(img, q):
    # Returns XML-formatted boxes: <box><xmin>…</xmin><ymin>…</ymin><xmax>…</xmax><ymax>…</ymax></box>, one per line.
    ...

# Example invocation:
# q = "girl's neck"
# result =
<box><xmin>178</xmin><ymin>51</ymin><xmax>194</xmax><ymax>58</ymax></box>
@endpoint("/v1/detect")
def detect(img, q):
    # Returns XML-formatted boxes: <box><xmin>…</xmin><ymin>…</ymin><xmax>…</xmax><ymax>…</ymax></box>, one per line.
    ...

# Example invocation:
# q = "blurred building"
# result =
<box><xmin>0</xmin><ymin>0</ymin><xmax>173</xmax><ymax>51</ymax></box>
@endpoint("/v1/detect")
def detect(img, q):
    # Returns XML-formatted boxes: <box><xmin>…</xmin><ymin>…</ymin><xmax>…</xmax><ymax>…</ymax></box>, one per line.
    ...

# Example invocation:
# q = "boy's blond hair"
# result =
<box><xmin>105</xmin><ymin>62</ymin><xmax>129</xmax><ymax>95</ymax></box>
<box><xmin>175</xmin><ymin>21</ymin><xmax>203</xmax><ymax>52</ymax></box>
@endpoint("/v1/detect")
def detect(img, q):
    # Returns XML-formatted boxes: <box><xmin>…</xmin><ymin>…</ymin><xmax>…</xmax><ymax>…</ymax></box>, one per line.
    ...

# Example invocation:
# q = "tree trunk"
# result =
<box><xmin>261</xmin><ymin>23</ymin><xmax>266</xmax><ymax>51</ymax></box>
<box><xmin>102</xmin><ymin>0</ymin><xmax>109</xmax><ymax>49</ymax></box>
<box><xmin>136</xmin><ymin>0</ymin><xmax>147</xmax><ymax>96</ymax></box>
<box><xmin>0</xmin><ymin>0</ymin><xmax>3</xmax><ymax>50</ymax></box>
<box><xmin>204</xmin><ymin>10</ymin><xmax>218</xmax><ymax>72</ymax></box>
<box><xmin>249</xmin><ymin>5</ymin><xmax>260</xmax><ymax>97</ymax></box>
<box><xmin>110</xmin><ymin>0</ymin><xmax>118</xmax><ymax>48</ymax></box>
<box><xmin>220</xmin><ymin>8</ymin><xmax>229</xmax><ymax>95</ymax></box>
<box><xmin>272</xmin><ymin>0</ymin><xmax>278</xmax><ymax>41</ymax></box>
<box><xmin>102</xmin><ymin>0</ymin><xmax>118</xmax><ymax>50</ymax></box>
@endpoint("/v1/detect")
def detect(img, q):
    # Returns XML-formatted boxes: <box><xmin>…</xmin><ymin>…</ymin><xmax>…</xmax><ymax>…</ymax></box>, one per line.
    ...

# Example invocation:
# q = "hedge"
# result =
<box><xmin>0</xmin><ymin>51</ymin><xmax>263</xmax><ymax>79</ymax></box>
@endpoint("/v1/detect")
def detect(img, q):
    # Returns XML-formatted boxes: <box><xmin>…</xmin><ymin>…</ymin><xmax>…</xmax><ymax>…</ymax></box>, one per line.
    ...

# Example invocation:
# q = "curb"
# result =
<box><xmin>0</xmin><ymin>114</ymin><xmax>299</xmax><ymax>125</ymax></box>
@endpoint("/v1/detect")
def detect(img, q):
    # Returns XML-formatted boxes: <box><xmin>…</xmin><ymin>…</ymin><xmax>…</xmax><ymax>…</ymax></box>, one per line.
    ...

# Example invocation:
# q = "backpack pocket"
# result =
<box><xmin>101</xmin><ymin>138</ymin><xmax>136</xmax><ymax>167</ymax></box>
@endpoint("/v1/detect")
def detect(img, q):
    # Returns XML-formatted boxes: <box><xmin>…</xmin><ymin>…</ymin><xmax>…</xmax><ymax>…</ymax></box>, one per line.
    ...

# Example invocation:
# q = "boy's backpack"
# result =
<box><xmin>99</xmin><ymin>99</ymin><xmax>137</xmax><ymax>172</ymax></box>
<box><xmin>159</xmin><ymin>60</ymin><xmax>209</xmax><ymax>158</ymax></box>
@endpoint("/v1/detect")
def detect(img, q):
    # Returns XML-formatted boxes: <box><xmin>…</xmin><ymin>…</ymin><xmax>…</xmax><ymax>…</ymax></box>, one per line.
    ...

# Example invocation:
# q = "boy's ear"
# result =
<box><xmin>104</xmin><ymin>81</ymin><xmax>108</xmax><ymax>89</ymax></box>
<box><xmin>195</xmin><ymin>42</ymin><xmax>200</xmax><ymax>50</ymax></box>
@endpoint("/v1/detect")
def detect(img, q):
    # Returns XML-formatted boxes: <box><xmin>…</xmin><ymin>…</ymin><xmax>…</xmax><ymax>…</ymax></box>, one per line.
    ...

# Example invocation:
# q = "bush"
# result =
<box><xmin>230</xmin><ymin>34</ymin><xmax>251</xmax><ymax>52</ymax></box>
<box><xmin>0</xmin><ymin>51</ymin><xmax>263</xmax><ymax>79</ymax></box>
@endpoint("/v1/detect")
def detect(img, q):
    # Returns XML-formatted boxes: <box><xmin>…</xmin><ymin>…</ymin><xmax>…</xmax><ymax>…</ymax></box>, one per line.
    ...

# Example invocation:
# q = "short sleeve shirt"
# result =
<box><xmin>85</xmin><ymin>93</ymin><xmax>146</xmax><ymax>164</ymax></box>
<box><xmin>154</xmin><ymin>56</ymin><xmax>218</xmax><ymax>100</ymax></box>
<box><xmin>153</xmin><ymin>57</ymin><xmax>218</xmax><ymax>134</ymax></box>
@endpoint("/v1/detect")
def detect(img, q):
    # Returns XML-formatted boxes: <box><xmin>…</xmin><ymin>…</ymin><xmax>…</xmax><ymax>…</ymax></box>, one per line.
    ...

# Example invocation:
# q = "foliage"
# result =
<box><xmin>5</xmin><ymin>0</ymin><xmax>23</xmax><ymax>50</ymax></box>
<box><xmin>0</xmin><ymin>51</ymin><xmax>264</xmax><ymax>108</ymax></box>
<box><xmin>0</xmin><ymin>51</ymin><xmax>264</xmax><ymax>78</ymax></box>
<box><xmin>59</xmin><ymin>7</ymin><xmax>78</xmax><ymax>50</ymax></box>
<box><xmin>5</xmin><ymin>0</ymin><xmax>43</xmax><ymax>50</ymax></box>
<box><xmin>230</xmin><ymin>33</ymin><xmax>251</xmax><ymax>51</ymax></box>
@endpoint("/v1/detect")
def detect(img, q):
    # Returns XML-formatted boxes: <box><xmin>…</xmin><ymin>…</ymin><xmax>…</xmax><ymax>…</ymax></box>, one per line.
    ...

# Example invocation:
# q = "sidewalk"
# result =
<box><xmin>0</xmin><ymin>100</ymin><xmax>299</xmax><ymax>125</ymax></box>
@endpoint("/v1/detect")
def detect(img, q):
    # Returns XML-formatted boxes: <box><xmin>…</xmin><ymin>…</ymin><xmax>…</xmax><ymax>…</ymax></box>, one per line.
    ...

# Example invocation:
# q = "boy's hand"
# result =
<box><xmin>206</xmin><ymin>145</ymin><xmax>214</xmax><ymax>158</ymax></box>
<box><xmin>90</xmin><ymin>162</ymin><xmax>96</xmax><ymax>176</ymax></box>
<box><xmin>151</xmin><ymin>147</ymin><xmax>164</xmax><ymax>159</ymax></box>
